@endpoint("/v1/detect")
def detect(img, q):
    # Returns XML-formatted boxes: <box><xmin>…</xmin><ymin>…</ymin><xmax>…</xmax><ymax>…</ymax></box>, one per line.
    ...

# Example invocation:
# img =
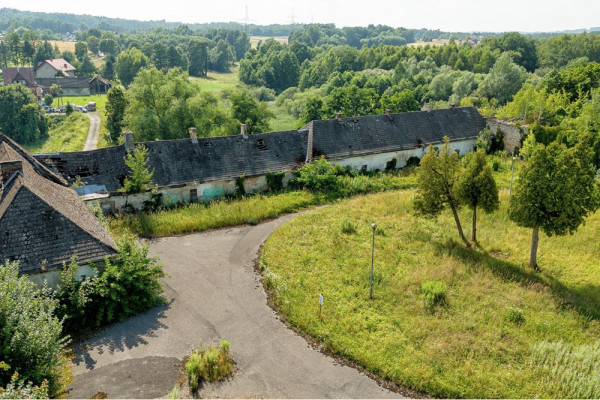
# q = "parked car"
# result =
<box><xmin>86</xmin><ymin>102</ymin><xmax>96</xmax><ymax>111</ymax></box>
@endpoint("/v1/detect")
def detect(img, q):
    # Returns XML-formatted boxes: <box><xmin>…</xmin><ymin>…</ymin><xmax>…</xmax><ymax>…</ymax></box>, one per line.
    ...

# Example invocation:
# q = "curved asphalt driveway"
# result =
<box><xmin>68</xmin><ymin>214</ymin><xmax>403</xmax><ymax>399</ymax></box>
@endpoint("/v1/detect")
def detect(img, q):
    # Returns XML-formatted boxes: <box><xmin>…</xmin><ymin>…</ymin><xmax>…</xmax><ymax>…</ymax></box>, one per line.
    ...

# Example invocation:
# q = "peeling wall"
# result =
<box><xmin>28</xmin><ymin>263</ymin><xmax>98</xmax><ymax>289</ymax></box>
<box><xmin>486</xmin><ymin>119</ymin><xmax>526</xmax><ymax>154</ymax></box>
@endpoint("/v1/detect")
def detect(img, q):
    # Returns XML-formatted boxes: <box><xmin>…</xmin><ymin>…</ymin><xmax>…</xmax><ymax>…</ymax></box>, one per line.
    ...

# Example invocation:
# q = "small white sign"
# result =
<box><xmin>319</xmin><ymin>294</ymin><xmax>324</xmax><ymax>305</ymax></box>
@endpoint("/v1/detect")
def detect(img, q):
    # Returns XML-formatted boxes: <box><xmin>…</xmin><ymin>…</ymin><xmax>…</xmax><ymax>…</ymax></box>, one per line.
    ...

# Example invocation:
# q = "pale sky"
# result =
<box><xmin>2</xmin><ymin>0</ymin><xmax>599</xmax><ymax>33</ymax></box>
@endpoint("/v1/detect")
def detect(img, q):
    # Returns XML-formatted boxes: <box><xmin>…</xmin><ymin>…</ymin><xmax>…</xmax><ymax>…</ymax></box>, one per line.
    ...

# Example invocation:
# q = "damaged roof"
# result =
<box><xmin>0</xmin><ymin>135</ymin><xmax>117</xmax><ymax>275</ymax></box>
<box><xmin>37</xmin><ymin>129</ymin><xmax>309</xmax><ymax>193</ymax></box>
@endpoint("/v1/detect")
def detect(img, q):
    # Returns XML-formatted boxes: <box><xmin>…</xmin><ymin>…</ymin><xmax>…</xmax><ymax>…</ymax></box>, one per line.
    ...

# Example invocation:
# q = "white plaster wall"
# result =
<box><xmin>331</xmin><ymin>138</ymin><xmax>477</xmax><ymax>171</ymax></box>
<box><xmin>35</xmin><ymin>63</ymin><xmax>58</xmax><ymax>78</ymax></box>
<box><xmin>28</xmin><ymin>264</ymin><xmax>98</xmax><ymax>290</ymax></box>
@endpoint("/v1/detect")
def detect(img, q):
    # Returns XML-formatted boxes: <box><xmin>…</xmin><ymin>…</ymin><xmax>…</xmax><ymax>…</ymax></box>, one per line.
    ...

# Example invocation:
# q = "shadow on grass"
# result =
<box><xmin>433</xmin><ymin>240</ymin><xmax>600</xmax><ymax>321</ymax></box>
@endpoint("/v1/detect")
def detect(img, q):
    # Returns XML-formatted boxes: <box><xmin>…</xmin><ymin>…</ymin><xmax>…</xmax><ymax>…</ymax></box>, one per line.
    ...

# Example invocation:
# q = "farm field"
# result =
<box><xmin>250</xmin><ymin>36</ymin><xmax>288</xmax><ymax>49</ymax></box>
<box><xmin>46</xmin><ymin>40</ymin><xmax>76</xmax><ymax>52</ymax></box>
<box><xmin>261</xmin><ymin>190</ymin><xmax>600</xmax><ymax>398</ymax></box>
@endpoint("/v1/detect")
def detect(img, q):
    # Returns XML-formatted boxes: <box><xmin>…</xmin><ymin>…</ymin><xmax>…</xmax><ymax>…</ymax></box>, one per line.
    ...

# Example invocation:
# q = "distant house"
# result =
<box><xmin>0</xmin><ymin>135</ymin><xmax>117</xmax><ymax>286</ymax></box>
<box><xmin>35</xmin><ymin>58</ymin><xmax>76</xmax><ymax>78</ymax></box>
<box><xmin>89</xmin><ymin>75</ymin><xmax>112</xmax><ymax>94</ymax></box>
<box><xmin>37</xmin><ymin>78</ymin><xmax>91</xmax><ymax>96</ymax></box>
<box><xmin>36</xmin><ymin>107</ymin><xmax>487</xmax><ymax>214</ymax></box>
<box><xmin>2</xmin><ymin>67</ymin><xmax>42</xmax><ymax>100</ymax></box>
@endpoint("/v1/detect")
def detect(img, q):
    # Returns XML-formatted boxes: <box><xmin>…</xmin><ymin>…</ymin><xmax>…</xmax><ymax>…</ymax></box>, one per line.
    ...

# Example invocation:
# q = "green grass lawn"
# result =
<box><xmin>59</xmin><ymin>94</ymin><xmax>108</xmax><ymax>114</ymax></box>
<box><xmin>189</xmin><ymin>65</ymin><xmax>241</xmax><ymax>93</ymax></box>
<box><xmin>261</xmin><ymin>190</ymin><xmax>600</xmax><ymax>398</ymax></box>
<box><xmin>24</xmin><ymin>113</ymin><xmax>89</xmax><ymax>153</ymax></box>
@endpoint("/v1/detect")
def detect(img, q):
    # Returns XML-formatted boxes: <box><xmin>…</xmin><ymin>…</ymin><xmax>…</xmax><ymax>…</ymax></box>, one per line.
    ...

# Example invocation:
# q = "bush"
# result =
<box><xmin>185</xmin><ymin>339</ymin><xmax>234</xmax><ymax>394</ymax></box>
<box><xmin>56</xmin><ymin>236</ymin><xmax>166</xmax><ymax>332</ymax></box>
<box><xmin>340</xmin><ymin>218</ymin><xmax>357</xmax><ymax>234</ymax></box>
<box><xmin>504</xmin><ymin>307</ymin><xmax>525</xmax><ymax>324</ymax></box>
<box><xmin>65</xmin><ymin>103</ymin><xmax>74</xmax><ymax>115</ymax></box>
<box><xmin>236</xmin><ymin>175</ymin><xmax>246</xmax><ymax>196</ymax></box>
<box><xmin>0</xmin><ymin>262</ymin><xmax>68</xmax><ymax>395</ymax></box>
<box><xmin>266</xmin><ymin>171</ymin><xmax>285</xmax><ymax>192</ymax></box>
<box><xmin>405</xmin><ymin>156</ymin><xmax>421</xmax><ymax>167</ymax></box>
<box><xmin>0</xmin><ymin>367</ymin><xmax>49</xmax><ymax>399</ymax></box>
<box><xmin>421</xmin><ymin>280</ymin><xmax>447</xmax><ymax>309</ymax></box>
<box><xmin>385</xmin><ymin>158</ymin><xmax>397</xmax><ymax>171</ymax></box>
<box><xmin>294</xmin><ymin>156</ymin><xmax>343</xmax><ymax>193</ymax></box>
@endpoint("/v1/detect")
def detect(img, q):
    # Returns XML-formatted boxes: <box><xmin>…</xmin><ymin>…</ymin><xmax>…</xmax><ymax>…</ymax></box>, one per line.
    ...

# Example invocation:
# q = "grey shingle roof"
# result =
<box><xmin>0</xmin><ymin>135</ymin><xmax>117</xmax><ymax>274</ymax></box>
<box><xmin>37</xmin><ymin>130</ymin><xmax>309</xmax><ymax>193</ymax></box>
<box><xmin>309</xmin><ymin>107</ymin><xmax>487</xmax><ymax>160</ymax></box>
<box><xmin>36</xmin><ymin>78</ymin><xmax>90</xmax><ymax>89</ymax></box>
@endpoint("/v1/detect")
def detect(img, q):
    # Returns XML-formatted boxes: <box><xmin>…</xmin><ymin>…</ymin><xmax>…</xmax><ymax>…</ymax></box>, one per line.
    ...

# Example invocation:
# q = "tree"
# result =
<box><xmin>115</xmin><ymin>48</ymin><xmax>149</xmax><ymax>87</ymax></box>
<box><xmin>188</xmin><ymin>39</ymin><xmax>209</xmax><ymax>77</ymax></box>
<box><xmin>49</xmin><ymin>83</ymin><xmax>63</xmax><ymax>106</ymax></box>
<box><xmin>77</xmin><ymin>54</ymin><xmax>96</xmax><ymax>77</ymax></box>
<box><xmin>457</xmin><ymin>149</ymin><xmax>499</xmax><ymax>242</ymax></box>
<box><xmin>74</xmin><ymin>41</ymin><xmax>88</xmax><ymax>61</ymax></box>
<box><xmin>33</xmin><ymin>41</ymin><xmax>55</xmax><ymax>66</ymax></box>
<box><xmin>0</xmin><ymin>85</ymin><xmax>48</xmax><ymax>144</ymax></box>
<box><xmin>478</xmin><ymin>52</ymin><xmax>528</xmax><ymax>104</ymax></box>
<box><xmin>208</xmin><ymin>39</ymin><xmax>234</xmax><ymax>72</ymax></box>
<box><xmin>509</xmin><ymin>139</ymin><xmax>600</xmax><ymax>269</ymax></box>
<box><xmin>414</xmin><ymin>137</ymin><xmax>469</xmax><ymax>246</ymax></box>
<box><xmin>106</xmin><ymin>86</ymin><xmax>128</xmax><ymax>144</ymax></box>
<box><xmin>43</xmin><ymin>94</ymin><xmax>53</xmax><ymax>107</ymax></box>
<box><xmin>230</xmin><ymin>90</ymin><xmax>274</xmax><ymax>135</ymax></box>
<box><xmin>119</xmin><ymin>144</ymin><xmax>156</xmax><ymax>194</ymax></box>
<box><xmin>86</xmin><ymin>36</ymin><xmax>99</xmax><ymax>55</ymax></box>
<box><xmin>379</xmin><ymin>89</ymin><xmax>420</xmax><ymax>113</ymax></box>
<box><xmin>324</xmin><ymin>85</ymin><xmax>379</xmax><ymax>117</ymax></box>
<box><xmin>102</xmin><ymin>54</ymin><xmax>116</xmax><ymax>80</ymax></box>
<box><xmin>301</xmin><ymin>96</ymin><xmax>324</xmax><ymax>124</ymax></box>
<box><xmin>0</xmin><ymin>261</ymin><xmax>67</xmax><ymax>395</ymax></box>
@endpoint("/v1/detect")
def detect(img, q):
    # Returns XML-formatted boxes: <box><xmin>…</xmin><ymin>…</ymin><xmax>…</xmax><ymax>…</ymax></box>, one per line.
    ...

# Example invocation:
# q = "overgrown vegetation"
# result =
<box><xmin>119</xmin><ymin>144</ymin><xmax>156</xmax><ymax>194</ymax></box>
<box><xmin>0</xmin><ymin>261</ymin><xmax>70</xmax><ymax>397</ymax></box>
<box><xmin>185</xmin><ymin>339</ymin><xmax>234</xmax><ymax>394</ymax></box>
<box><xmin>56</xmin><ymin>236</ymin><xmax>166</xmax><ymax>334</ymax></box>
<box><xmin>24</xmin><ymin>112</ymin><xmax>89</xmax><ymax>153</ymax></box>
<box><xmin>261</xmin><ymin>190</ymin><xmax>600</xmax><ymax>398</ymax></box>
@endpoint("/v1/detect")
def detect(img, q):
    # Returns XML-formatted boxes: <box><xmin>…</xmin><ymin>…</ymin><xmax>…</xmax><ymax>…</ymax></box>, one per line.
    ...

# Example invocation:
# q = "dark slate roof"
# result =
<box><xmin>36</xmin><ymin>77</ymin><xmax>90</xmax><ymax>89</ymax></box>
<box><xmin>0</xmin><ymin>135</ymin><xmax>117</xmax><ymax>274</ymax></box>
<box><xmin>309</xmin><ymin>107</ymin><xmax>486</xmax><ymax>160</ymax></box>
<box><xmin>36</xmin><ymin>130</ymin><xmax>308</xmax><ymax>193</ymax></box>
<box><xmin>2</xmin><ymin>67</ymin><xmax>36</xmax><ymax>86</ymax></box>
<box><xmin>90</xmin><ymin>75</ymin><xmax>111</xmax><ymax>85</ymax></box>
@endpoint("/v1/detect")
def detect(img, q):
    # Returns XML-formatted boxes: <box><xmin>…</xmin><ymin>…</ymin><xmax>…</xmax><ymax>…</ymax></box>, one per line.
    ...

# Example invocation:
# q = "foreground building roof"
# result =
<box><xmin>0</xmin><ymin>135</ymin><xmax>117</xmax><ymax>274</ymax></box>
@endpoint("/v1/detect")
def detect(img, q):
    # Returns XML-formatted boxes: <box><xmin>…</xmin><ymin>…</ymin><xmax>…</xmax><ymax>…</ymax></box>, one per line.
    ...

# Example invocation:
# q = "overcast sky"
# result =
<box><xmin>2</xmin><ymin>0</ymin><xmax>599</xmax><ymax>33</ymax></box>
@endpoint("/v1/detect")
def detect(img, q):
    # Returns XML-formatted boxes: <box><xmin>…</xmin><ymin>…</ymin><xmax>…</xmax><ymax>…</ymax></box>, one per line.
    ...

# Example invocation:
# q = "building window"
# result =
<box><xmin>190</xmin><ymin>189</ymin><xmax>198</xmax><ymax>203</ymax></box>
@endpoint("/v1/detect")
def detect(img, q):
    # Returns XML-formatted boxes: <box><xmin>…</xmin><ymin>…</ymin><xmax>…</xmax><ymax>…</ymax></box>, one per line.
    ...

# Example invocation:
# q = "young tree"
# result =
<box><xmin>74</xmin><ymin>41</ymin><xmax>88</xmax><ymax>61</ymax></box>
<box><xmin>106</xmin><ymin>86</ymin><xmax>128</xmax><ymax>144</ymax></box>
<box><xmin>414</xmin><ymin>137</ymin><xmax>469</xmax><ymax>246</ymax></box>
<box><xmin>509</xmin><ymin>139</ymin><xmax>600</xmax><ymax>270</ymax></box>
<box><xmin>457</xmin><ymin>149</ymin><xmax>500</xmax><ymax>242</ymax></box>
<box><xmin>115</xmin><ymin>48</ymin><xmax>149</xmax><ymax>87</ymax></box>
<box><xmin>230</xmin><ymin>90</ymin><xmax>274</xmax><ymax>134</ymax></box>
<box><xmin>119</xmin><ymin>144</ymin><xmax>156</xmax><ymax>194</ymax></box>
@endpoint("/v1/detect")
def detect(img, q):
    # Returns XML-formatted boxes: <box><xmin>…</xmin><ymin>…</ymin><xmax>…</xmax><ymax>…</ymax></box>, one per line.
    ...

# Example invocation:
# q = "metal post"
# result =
<box><xmin>370</xmin><ymin>223</ymin><xmax>376</xmax><ymax>299</ymax></box>
<box><xmin>509</xmin><ymin>156</ymin><xmax>516</xmax><ymax>200</ymax></box>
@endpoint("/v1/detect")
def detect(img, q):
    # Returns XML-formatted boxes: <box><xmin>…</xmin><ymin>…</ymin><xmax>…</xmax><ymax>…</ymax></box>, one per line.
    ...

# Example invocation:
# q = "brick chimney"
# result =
<box><xmin>0</xmin><ymin>160</ymin><xmax>23</xmax><ymax>187</ymax></box>
<box><xmin>189</xmin><ymin>127</ymin><xmax>198</xmax><ymax>144</ymax></box>
<box><xmin>385</xmin><ymin>109</ymin><xmax>391</xmax><ymax>116</ymax></box>
<box><xmin>240</xmin><ymin>124</ymin><xmax>248</xmax><ymax>139</ymax></box>
<box><xmin>335</xmin><ymin>112</ymin><xmax>342</xmax><ymax>121</ymax></box>
<box><xmin>123</xmin><ymin>131</ymin><xmax>134</xmax><ymax>152</ymax></box>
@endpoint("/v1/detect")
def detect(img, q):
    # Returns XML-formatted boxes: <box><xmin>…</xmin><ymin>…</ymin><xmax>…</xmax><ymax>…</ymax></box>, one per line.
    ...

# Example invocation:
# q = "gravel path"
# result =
<box><xmin>68</xmin><ymin>214</ymin><xmax>404</xmax><ymax>399</ymax></box>
<box><xmin>82</xmin><ymin>112</ymin><xmax>100</xmax><ymax>151</ymax></box>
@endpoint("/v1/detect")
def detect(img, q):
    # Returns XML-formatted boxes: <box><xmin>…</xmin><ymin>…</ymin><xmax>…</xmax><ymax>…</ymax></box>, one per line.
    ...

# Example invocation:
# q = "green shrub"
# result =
<box><xmin>56</xmin><ymin>236</ymin><xmax>165</xmax><ymax>333</ymax></box>
<box><xmin>236</xmin><ymin>175</ymin><xmax>246</xmax><ymax>196</ymax></box>
<box><xmin>0</xmin><ymin>262</ymin><xmax>68</xmax><ymax>396</ymax></box>
<box><xmin>504</xmin><ymin>307</ymin><xmax>525</xmax><ymax>324</ymax></box>
<box><xmin>340</xmin><ymin>218</ymin><xmax>357</xmax><ymax>234</ymax></box>
<box><xmin>185</xmin><ymin>340</ymin><xmax>234</xmax><ymax>394</ymax></box>
<box><xmin>294</xmin><ymin>156</ymin><xmax>343</xmax><ymax>193</ymax></box>
<box><xmin>385</xmin><ymin>158</ymin><xmax>397</xmax><ymax>171</ymax></box>
<box><xmin>266</xmin><ymin>171</ymin><xmax>285</xmax><ymax>192</ymax></box>
<box><xmin>0</xmin><ymin>366</ymin><xmax>49</xmax><ymax>399</ymax></box>
<box><xmin>421</xmin><ymin>280</ymin><xmax>447</xmax><ymax>309</ymax></box>
<box><xmin>406</xmin><ymin>156</ymin><xmax>421</xmax><ymax>167</ymax></box>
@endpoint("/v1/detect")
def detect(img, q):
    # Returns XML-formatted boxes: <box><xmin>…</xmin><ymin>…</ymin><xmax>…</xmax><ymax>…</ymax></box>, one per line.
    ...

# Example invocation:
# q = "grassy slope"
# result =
<box><xmin>24</xmin><ymin>113</ymin><xmax>89</xmax><ymax>153</ymax></box>
<box><xmin>261</xmin><ymin>189</ymin><xmax>600</xmax><ymax>398</ymax></box>
<box><xmin>60</xmin><ymin>94</ymin><xmax>112</xmax><ymax>148</ymax></box>
<box><xmin>189</xmin><ymin>65</ymin><xmax>241</xmax><ymax>92</ymax></box>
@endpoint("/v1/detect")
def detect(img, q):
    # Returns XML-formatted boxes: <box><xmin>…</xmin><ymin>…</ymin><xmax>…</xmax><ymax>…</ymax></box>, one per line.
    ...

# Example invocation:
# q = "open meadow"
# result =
<box><xmin>260</xmin><ymin>189</ymin><xmax>600</xmax><ymax>398</ymax></box>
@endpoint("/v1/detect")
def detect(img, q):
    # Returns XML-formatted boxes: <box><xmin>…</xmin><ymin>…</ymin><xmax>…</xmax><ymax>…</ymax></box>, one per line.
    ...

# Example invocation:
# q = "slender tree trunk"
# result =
<box><xmin>529</xmin><ymin>225</ymin><xmax>540</xmax><ymax>271</ymax></box>
<box><xmin>450</xmin><ymin>205</ymin><xmax>470</xmax><ymax>247</ymax></box>
<box><xmin>472</xmin><ymin>206</ymin><xmax>477</xmax><ymax>243</ymax></box>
